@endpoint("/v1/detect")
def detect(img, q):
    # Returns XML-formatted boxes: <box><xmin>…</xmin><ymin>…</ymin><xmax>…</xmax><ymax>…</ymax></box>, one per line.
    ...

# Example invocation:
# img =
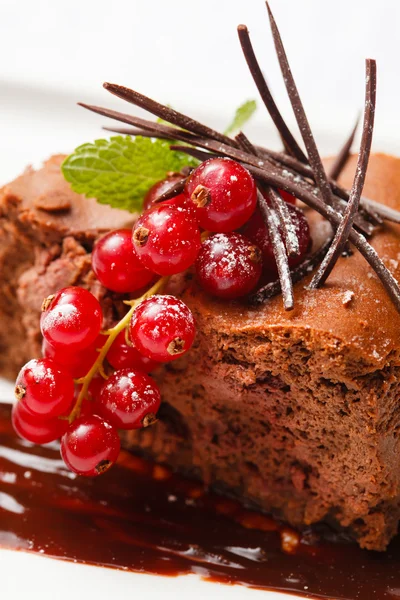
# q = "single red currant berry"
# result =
<box><xmin>242</xmin><ymin>204</ymin><xmax>311</xmax><ymax>276</ymax></box>
<box><xmin>107</xmin><ymin>329</ymin><xmax>160</xmax><ymax>372</ymax></box>
<box><xmin>60</xmin><ymin>415</ymin><xmax>120</xmax><ymax>477</ymax></box>
<box><xmin>92</xmin><ymin>229</ymin><xmax>154</xmax><ymax>294</ymax></box>
<box><xmin>98</xmin><ymin>368</ymin><xmax>161</xmax><ymax>430</ymax></box>
<box><xmin>279</xmin><ymin>189</ymin><xmax>296</xmax><ymax>205</ymax></box>
<box><xmin>184</xmin><ymin>157</ymin><xmax>257</xmax><ymax>232</ymax></box>
<box><xmin>41</xmin><ymin>287</ymin><xmax>103</xmax><ymax>350</ymax></box>
<box><xmin>129</xmin><ymin>295</ymin><xmax>195</xmax><ymax>362</ymax></box>
<box><xmin>143</xmin><ymin>174</ymin><xmax>184</xmax><ymax>211</ymax></box>
<box><xmin>195</xmin><ymin>232</ymin><xmax>262</xmax><ymax>299</ymax></box>
<box><xmin>132</xmin><ymin>204</ymin><xmax>201</xmax><ymax>275</ymax></box>
<box><xmin>12</xmin><ymin>401</ymin><xmax>69</xmax><ymax>445</ymax></box>
<box><xmin>14</xmin><ymin>358</ymin><xmax>74</xmax><ymax>418</ymax></box>
<box><xmin>42</xmin><ymin>335</ymin><xmax>105</xmax><ymax>379</ymax></box>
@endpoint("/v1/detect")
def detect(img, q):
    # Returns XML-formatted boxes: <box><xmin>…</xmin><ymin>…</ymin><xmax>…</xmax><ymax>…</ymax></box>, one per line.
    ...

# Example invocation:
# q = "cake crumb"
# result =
<box><xmin>342</xmin><ymin>290</ymin><xmax>354</xmax><ymax>307</ymax></box>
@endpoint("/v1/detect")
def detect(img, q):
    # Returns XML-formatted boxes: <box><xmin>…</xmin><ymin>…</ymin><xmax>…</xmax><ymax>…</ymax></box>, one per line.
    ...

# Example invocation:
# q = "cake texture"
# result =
<box><xmin>2</xmin><ymin>153</ymin><xmax>400</xmax><ymax>550</ymax></box>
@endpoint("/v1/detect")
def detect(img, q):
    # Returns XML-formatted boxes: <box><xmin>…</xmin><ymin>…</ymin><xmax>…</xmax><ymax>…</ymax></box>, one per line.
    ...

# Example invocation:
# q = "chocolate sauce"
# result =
<box><xmin>0</xmin><ymin>403</ymin><xmax>399</xmax><ymax>600</ymax></box>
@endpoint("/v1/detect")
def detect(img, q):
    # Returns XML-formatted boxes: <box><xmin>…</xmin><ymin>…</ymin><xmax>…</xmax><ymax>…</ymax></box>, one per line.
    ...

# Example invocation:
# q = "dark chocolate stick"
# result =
<box><xmin>265</xmin><ymin>2</ymin><xmax>334</xmax><ymax>208</ymax></box>
<box><xmin>328</xmin><ymin>116</ymin><xmax>360</xmax><ymax>181</ymax></box>
<box><xmin>103</xmin><ymin>83</ymin><xmax>235</xmax><ymax>148</ymax></box>
<box><xmin>249</xmin><ymin>236</ymin><xmax>333</xmax><ymax>305</ymax></box>
<box><xmin>258</xmin><ymin>190</ymin><xmax>294</xmax><ymax>310</ymax></box>
<box><xmin>235</xmin><ymin>132</ymin><xmax>299</xmax><ymax>257</ymax></box>
<box><xmin>242</xmin><ymin>162</ymin><xmax>400</xmax><ymax>313</ymax></box>
<box><xmin>237</xmin><ymin>25</ymin><xmax>307</xmax><ymax>163</ymax></box>
<box><xmin>153</xmin><ymin>177</ymin><xmax>187</xmax><ymax>203</ymax></box>
<box><xmin>310</xmin><ymin>60</ymin><xmax>376</xmax><ymax>288</ymax></box>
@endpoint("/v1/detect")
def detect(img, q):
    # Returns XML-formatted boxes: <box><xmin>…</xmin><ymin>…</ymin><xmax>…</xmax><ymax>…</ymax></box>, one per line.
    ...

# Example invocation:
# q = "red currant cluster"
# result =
<box><xmin>136</xmin><ymin>157</ymin><xmax>310</xmax><ymax>298</ymax></box>
<box><xmin>13</xmin><ymin>285</ymin><xmax>195</xmax><ymax>477</ymax></box>
<box><xmin>12</xmin><ymin>156</ymin><xmax>310</xmax><ymax>477</ymax></box>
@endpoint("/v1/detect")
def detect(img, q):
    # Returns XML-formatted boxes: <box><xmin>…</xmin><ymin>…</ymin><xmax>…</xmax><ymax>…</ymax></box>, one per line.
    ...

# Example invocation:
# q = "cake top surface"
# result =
<box><xmin>186</xmin><ymin>153</ymin><xmax>400</xmax><ymax>373</ymax></box>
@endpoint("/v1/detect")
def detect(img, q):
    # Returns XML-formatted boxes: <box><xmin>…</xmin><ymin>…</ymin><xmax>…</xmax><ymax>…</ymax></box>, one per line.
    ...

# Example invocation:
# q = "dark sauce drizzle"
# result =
<box><xmin>0</xmin><ymin>404</ymin><xmax>399</xmax><ymax>599</ymax></box>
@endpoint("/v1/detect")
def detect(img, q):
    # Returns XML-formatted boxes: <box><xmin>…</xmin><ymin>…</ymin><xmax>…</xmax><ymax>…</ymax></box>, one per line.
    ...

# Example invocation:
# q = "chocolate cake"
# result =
<box><xmin>1</xmin><ymin>151</ymin><xmax>400</xmax><ymax>550</ymax></box>
<box><xmin>4</xmin><ymin>2</ymin><xmax>400</xmax><ymax>559</ymax></box>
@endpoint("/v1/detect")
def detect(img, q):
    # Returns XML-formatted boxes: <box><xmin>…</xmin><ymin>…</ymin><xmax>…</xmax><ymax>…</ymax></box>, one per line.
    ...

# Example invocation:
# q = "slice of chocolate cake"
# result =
<box><xmin>1</xmin><ymin>151</ymin><xmax>400</xmax><ymax>550</ymax></box>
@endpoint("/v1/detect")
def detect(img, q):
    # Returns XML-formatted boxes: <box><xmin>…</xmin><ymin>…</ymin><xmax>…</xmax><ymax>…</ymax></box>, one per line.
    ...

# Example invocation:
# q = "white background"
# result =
<box><xmin>0</xmin><ymin>1</ymin><xmax>398</xmax><ymax>598</ymax></box>
<box><xmin>0</xmin><ymin>0</ymin><xmax>400</xmax><ymax>183</ymax></box>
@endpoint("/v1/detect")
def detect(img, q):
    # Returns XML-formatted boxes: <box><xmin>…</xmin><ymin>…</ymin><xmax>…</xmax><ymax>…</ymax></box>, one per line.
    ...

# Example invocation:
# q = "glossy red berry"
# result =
<box><xmin>129</xmin><ymin>295</ymin><xmax>195</xmax><ymax>362</ymax></box>
<box><xmin>41</xmin><ymin>287</ymin><xmax>103</xmax><ymax>351</ymax></box>
<box><xmin>132</xmin><ymin>204</ymin><xmax>201</xmax><ymax>275</ymax></box>
<box><xmin>184</xmin><ymin>158</ymin><xmax>257</xmax><ymax>232</ymax></box>
<box><xmin>87</xmin><ymin>376</ymin><xmax>105</xmax><ymax>402</ymax></box>
<box><xmin>107</xmin><ymin>329</ymin><xmax>160</xmax><ymax>372</ymax></box>
<box><xmin>42</xmin><ymin>335</ymin><xmax>104</xmax><ymax>379</ymax></box>
<box><xmin>12</xmin><ymin>401</ymin><xmax>69</xmax><ymax>445</ymax></box>
<box><xmin>242</xmin><ymin>204</ymin><xmax>310</xmax><ymax>277</ymax></box>
<box><xmin>92</xmin><ymin>229</ymin><xmax>154</xmax><ymax>294</ymax></box>
<box><xmin>195</xmin><ymin>233</ymin><xmax>262</xmax><ymax>299</ymax></box>
<box><xmin>15</xmin><ymin>358</ymin><xmax>74</xmax><ymax>418</ymax></box>
<box><xmin>143</xmin><ymin>174</ymin><xmax>184</xmax><ymax>211</ymax></box>
<box><xmin>60</xmin><ymin>415</ymin><xmax>120</xmax><ymax>477</ymax></box>
<box><xmin>98</xmin><ymin>368</ymin><xmax>161</xmax><ymax>430</ymax></box>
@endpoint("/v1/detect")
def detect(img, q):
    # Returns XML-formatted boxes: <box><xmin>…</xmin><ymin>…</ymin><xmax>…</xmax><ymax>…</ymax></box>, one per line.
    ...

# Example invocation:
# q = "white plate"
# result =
<box><xmin>2</xmin><ymin>1</ymin><xmax>399</xmax><ymax>596</ymax></box>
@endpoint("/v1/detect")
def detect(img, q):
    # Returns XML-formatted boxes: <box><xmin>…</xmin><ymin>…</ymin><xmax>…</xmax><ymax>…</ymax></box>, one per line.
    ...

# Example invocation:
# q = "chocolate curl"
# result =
<box><xmin>103</xmin><ymin>83</ymin><xmax>235</xmax><ymax>147</ymax></box>
<box><xmin>329</xmin><ymin>116</ymin><xmax>360</xmax><ymax>181</ymax></box>
<box><xmin>249</xmin><ymin>237</ymin><xmax>333</xmax><ymax>305</ymax></box>
<box><xmin>237</xmin><ymin>24</ymin><xmax>307</xmax><ymax>163</ymax></box>
<box><xmin>265</xmin><ymin>2</ymin><xmax>334</xmax><ymax>208</ymax></box>
<box><xmin>310</xmin><ymin>60</ymin><xmax>377</xmax><ymax>288</ymax></box>
<box><xmin>258</xmin><ymin>191</ymin><xmax>294</xmax><ymax>310</ymax></box>
<box><xmin>235</xmin><ymin>132</ymin><xmax>300</xmax><ymax>258</ymax></box>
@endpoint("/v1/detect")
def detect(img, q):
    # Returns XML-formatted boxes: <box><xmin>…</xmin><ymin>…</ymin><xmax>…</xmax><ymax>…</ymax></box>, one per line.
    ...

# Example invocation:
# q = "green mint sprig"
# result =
<box><xmin>61</xmin><ymin>136</ymin><xmax>198</xmax><ymax>212</ymax></box>
<box><xmin>224</xmin><ymin>100</ymin><xmax>257</xmax><ymax>136</ymax></box>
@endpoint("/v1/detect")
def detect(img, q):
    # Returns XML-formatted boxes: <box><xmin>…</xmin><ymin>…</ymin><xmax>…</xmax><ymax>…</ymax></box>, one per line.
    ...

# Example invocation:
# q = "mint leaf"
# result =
<box><xmin>224</xmin><ymin>100</ymin><xmax>257</xmax><ymax>136</ymax></box>
<box><xmin>61</xmin><ymin>136</ymin><xmax>198</xmax><ymax>212</ymax></box>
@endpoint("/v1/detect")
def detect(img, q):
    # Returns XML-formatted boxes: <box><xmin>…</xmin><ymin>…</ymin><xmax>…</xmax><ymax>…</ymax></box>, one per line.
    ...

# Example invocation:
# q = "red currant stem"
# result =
<box><xmin>201</xmin><ymin>231</ymin><xmax>210</xmax><ymax>243</ymax></box>
<box><xmin>68</xmin><ymin>277</ymin><xmax>168</xmax><ymax>423</ymax></box>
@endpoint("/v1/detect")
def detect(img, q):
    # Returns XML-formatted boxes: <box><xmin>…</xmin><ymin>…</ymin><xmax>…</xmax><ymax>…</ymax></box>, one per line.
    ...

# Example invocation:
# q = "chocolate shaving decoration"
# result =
<box><xmin>310</xmin><ymin>59</ymin><xmax>377</xmax><ymax>289</ymax></box>
<box><xmin>249</xmin><ymin>237</ymin><xmax>334</xmax><ymax>305</ymax></box>
<box><xmin>235</xmin><ymin>131</ymin><xmax>297</xmax><ymax>309</ymax></box>
<box><xmin>78</xmin><ymin>4</ymin><xmax>400</xmax><ymax>315</ymax></box>
<box><xmin>237</xmin><ymin>24</ymin><xmax>307</xmax><ymax>163</ymax></box>
<box><xmin>265</xmin><ymin>2</ymin><xmax>334</xmax><ymax>208</ymax></box>
<box><xmin>153</xmin><ymin>177</ymin><xmax>187</xmax><ymax>204</ymax></box>
<box><xmin>258</xmin><ymin>191</ymin><xmax>294</xmax><ymax>311</ymax></box>
<box><xmin>103</xmin><ymin>83</ymin><xmax>235</xmax><ymax>148</ymax></box>
<box><xmin>329</xmin><ymin>116</ymin><xmax>360</xmax><ymax>181</ymax></box>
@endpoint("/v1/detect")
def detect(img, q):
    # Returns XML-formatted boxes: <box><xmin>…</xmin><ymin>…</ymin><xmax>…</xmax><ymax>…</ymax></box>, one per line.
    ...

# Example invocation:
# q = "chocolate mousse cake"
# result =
<box><xmin>3</xmin><ymin>3</ymin><xmax>400</xmax><ymax>554</ymax></box>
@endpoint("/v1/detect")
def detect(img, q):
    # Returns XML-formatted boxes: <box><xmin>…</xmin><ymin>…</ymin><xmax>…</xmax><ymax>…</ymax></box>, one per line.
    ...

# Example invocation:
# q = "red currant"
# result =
<box><xmin>195</xmin><ymin>233</ymin><xmax>262</xmax><ymax>299</ymax></box>
<box><xmin>42</xmin><ymin>335</ymin><xmax>104</xmax><ymax>379</ymax></box>
<box><xmin>12</xmin><ymin>401</ymin><xmax>69</xmax><ymax>445</ymax></box>
<box><xmin>92</xmin><ymin>229</ymin><xmax>154</xmax><ymax>294</ymax></box>
<box><xmin>15</xmin><ymin>358</ymin><xmax>74</xmax><ymax>418</ymax></box>
<box><xmin>107</xmin><ymin>329</ymin><xmax>160</xmax><ymax>372</ymax></box>
<box><xmin>98</xmin><ymin>368</ymin><xmax>161</xmax><ymax>430</ymax></box>
<box><xmin>41</xmin><ymin>287</ymin><xmax>103</xmax><ymax>351</ymax></box>
<box><xmin>129</xmin><ymin>295</ymin><xmax>195</xmax><ymax>362</ymax></box>
<box><xmin>242</xmin><ymin>204</ymin><xmax>310</xmax><ymax>277</ymax></box>
<box><xmin>60</xmin><ymin>415</ymin><xmax>120</xmax><ymax>477</ymax></box>
<box><xmin>184</xmin><ymin>158</ymin><xmax>257</xmax><ymax>232</ymax></box>
<box><xmin>279</xmin><ymin>189</ymin><xmax>296</xmax><ymax>205</ymax></box>
<box><xmin>132</xmin><ymin>204</ymin><xmax>201</xmax><ymax>275</ymax></box>
<box><xmin>143</xmin><ymin>174</ymin><xmax>184</xmax><ymax>211</ymax></box>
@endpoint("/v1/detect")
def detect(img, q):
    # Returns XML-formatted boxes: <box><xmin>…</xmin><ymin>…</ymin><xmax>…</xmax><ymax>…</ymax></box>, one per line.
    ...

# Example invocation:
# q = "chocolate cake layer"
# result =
<box><xmin>0</xmin><ymin>155</ymin><xmax>135</xmax><ymax>377</ymax></box>
<box><xmin>2</xmin><ymin>153</ymin><xmax>400</xmax><ymax>550</ymax></box>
